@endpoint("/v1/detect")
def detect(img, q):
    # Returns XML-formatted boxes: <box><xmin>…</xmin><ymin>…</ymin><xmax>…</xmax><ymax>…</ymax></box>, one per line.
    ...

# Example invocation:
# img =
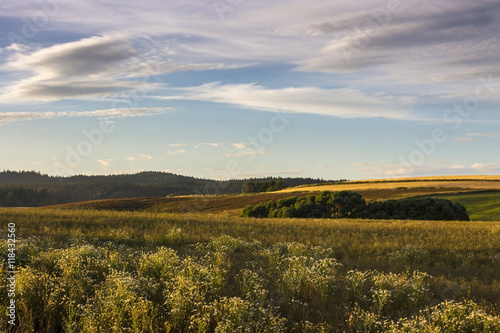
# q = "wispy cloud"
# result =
<box><xmin>226</xmin><ymin>150</ymin><xmax>267</xmax><ymax>158</ymax></box>
<box><xmin>232</xmin><ymin>143</ymin><xmax>247</xmax><ymax>150</ymax></box>
<box><xmin>471</xmin><ymin>162</ymin><xmax>497</xmax><ymax>169</ymax></box>
<box><xmin>159</xmin><ymin>82</ymin><xmax>416</xmax><ymax>119</ymax></box>
<box><xmin>167</xmin><ymin>150</ymin><xmax>185</xmax><ymax>155</ymax></box>
<box><xmin>97</xmin><ymin>159</ymin><xmax>115</xmax><ymax>167</ymax></box>
<box><xmin>354</xmin><ymin>160</ymin><xmax>500</xmax><ymax>178</ymax></box>
<box><xmin>0</xmin><ymin>108</ymin><xmax>171</xmax><ymax>125</ymax></box>
<box><xmin>456</xmin><ymin>132</ymin><xmax>500</xmax><ymax>142</ymax></box>
<box><xmin>126</xmin><ymin>154</ymin><xmax>153</xmax><ymax>161</ymax></box>
<box><xmin>451</xmin><ymin>163</ymin><xmax>465</xmax><ymax>169</ymax></box>
<box><xmin>194</xmin><ymin>142</ymin><xmax>221</xmax><ymax>148</ymax></box>
<box><xmin>1</xmin><ymin>34</ymin><xmax>145</xmax><ymax>101</ymax></box>
<box><xmin>168</xmin><ymin>143</ymin><xmax>188</xmax><ymax>147</ymax></box>
<box><xmin>227</xmin><ymin>142</ymin><xmax>268</xmax><ymax>158</ymax></box>
<box><xmin>295</xmin><ymin>1</ymin><xmax>500</xmax><ymax>82</ymax></box>
<box><xmin>467</xmin><ymin>132</ymin><xmax>500</xmax><ymax>139</ymax></box>
<box><xmin>0</xmin><ymin>33</ymin><xmax>242</xmax><ymax>102</ymax></box>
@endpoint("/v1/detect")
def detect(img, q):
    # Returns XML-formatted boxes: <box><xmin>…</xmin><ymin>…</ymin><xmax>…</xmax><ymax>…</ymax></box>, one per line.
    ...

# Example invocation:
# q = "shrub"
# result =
<box><xmin>241</xmin><ymin>191</ymin><xmax>469</xmax><ymax>221</ymax></box>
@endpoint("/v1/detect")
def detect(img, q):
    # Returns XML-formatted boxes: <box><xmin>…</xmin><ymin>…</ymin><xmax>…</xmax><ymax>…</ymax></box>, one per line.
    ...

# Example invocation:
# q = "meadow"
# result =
<box><xmin>1</xmin><ymin>207</ymin><xmax>499</xmax><ymax>332</ymax></box>
<box><xmin>433</xmin><ymin>191</ymin><xmax>500</xmax><ymax>221</ymax></box>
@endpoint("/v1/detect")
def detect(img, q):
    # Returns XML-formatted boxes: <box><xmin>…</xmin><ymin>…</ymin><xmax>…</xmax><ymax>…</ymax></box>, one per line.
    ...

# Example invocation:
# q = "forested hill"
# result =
<box><xmin>0</xmin><ymin>170</ymin><xmax>216</xmax><ymax>185</ymax></box>
<box><xmin>0</xmin><ymin>170</ymin><xmax>334</xmax><ymax>207</ymax></box>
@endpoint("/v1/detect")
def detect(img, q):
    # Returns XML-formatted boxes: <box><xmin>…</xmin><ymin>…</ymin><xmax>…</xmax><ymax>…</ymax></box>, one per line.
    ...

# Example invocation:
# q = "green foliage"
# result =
<box><xmin>241</xmin><ymin>179</ymin><xmax>289</xmax><ymax>193</ymax></box>
<box><xmin>1</xmin><ymin>232</ymin><xmax>498</xmax><ymax>332</ymax></box>
<box><xmin>0</xmin><ymin>208</ymin><xmax>499</xmax><ymax>332</ymax></box>
<box><xmin>432</xmin><ymin>191</ymin><xmax>500</xmax><ymax>221</ymax></box>
<box><xmin>330</xmin><ymin>191</ymin><xmax>366</xmax><ymax>218</ymax></box>
<box><xmin>358</xmin><ymin>197</ymin><xmax>470</xmax><ymax>221</ymax></box>
<box><xmin>241</xmin><ymin>191</ymin><xmax>469</xmax><ymax>221</ymax></box>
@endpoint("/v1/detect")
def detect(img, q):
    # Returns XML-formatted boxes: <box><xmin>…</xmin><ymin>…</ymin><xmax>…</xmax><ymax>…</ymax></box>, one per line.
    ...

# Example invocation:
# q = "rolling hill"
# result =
<box><xmin>46</xmin><ymin>175</ymin><xmax>500</xmax><ymax>221</ymax></box>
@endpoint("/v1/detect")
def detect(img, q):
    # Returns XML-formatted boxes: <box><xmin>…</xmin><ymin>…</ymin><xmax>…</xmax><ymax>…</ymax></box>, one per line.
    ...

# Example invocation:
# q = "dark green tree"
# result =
<box><xmin>5</xmin><ymin>192</ymin><xmax>22</xmax><ymax>207</ymax></box>
<box><xmin>332</xmin><ymin>191</ymin><xmax>366</xmax><ymax>218</ymax></box>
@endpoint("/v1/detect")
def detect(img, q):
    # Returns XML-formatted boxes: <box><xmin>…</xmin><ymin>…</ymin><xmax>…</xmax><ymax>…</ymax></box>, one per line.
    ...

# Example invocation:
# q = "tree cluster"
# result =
<box><xmin>241</xmin><ymin>191</ymin><xmax>366</xmax><ymax>218</ymax></box>
<box><xmin>0</xmin><ymin>171</ymin><xmax>332</xmax><ymax>207</ymax></box>
<box><xmin>241</xmin><ymin>191</ymin><xmax>470</xmax><ymax>221</ymax></box>
<box><xmin>0</xmin><ymin>187</ymin><xmax>53</xmax><ymax>207</ymax></box>
<box><xmin>357</xmin><ymin>197</ymin><xmax>469</xmax><ymax>221</ymax></box>
<box><xmin>241</xmin><ymin>179</ymin><xmax>289</xmax><ymax>193</ymax></box>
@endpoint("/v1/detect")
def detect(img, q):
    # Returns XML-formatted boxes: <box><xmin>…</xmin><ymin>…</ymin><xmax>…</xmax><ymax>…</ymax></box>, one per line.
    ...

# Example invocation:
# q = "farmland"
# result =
<box><xmin>1</xmin><ymin>177</ymin><xmax>500</xmax><ymax>332</ymax></box>
<box><xmin>279</xmin><ymin>175</ymin><xmax>500</xmax><ymax>193</ymax></box>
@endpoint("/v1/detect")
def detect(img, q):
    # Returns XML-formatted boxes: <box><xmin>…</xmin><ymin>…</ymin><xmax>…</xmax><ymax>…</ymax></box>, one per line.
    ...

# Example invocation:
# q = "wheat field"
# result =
<box><xmin>279</xmin><ymin>176</ymin><xmax>500</xmax><ymax>193</ymax></box>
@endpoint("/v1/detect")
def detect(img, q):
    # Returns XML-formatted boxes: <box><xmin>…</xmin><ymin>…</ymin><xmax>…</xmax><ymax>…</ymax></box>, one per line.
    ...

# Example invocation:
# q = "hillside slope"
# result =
<box><xmin>46</xmin><ymin>181</ymin><xmax>500</xmax><ymax>220</ymax></box>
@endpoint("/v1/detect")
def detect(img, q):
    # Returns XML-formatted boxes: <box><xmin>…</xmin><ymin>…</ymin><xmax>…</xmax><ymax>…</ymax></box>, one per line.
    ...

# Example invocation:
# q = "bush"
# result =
<box><xmin>357</xmin><ymin>197</ymin><xmax>470</xmax><ymax>221</ymax></box>
<box><xmin>241</xmin><ymin>191</ymin><xmax>469</xmax><ymax>221</ymax></box>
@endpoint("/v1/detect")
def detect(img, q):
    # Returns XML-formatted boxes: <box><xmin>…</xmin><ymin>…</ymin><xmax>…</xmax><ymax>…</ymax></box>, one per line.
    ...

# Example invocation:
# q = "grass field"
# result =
<box><xmin>432</xmin><ymin>191</ymin><xmax>500</xmax><ymax>221</ymax></box>
<box><xmin>2</xmin><ymin>177</ymin><xmax>500</xmax><ymax>332</ymax></box>
<box><xmin>1</xmin><ymin>207</ymin><xmax>500</xmax><ymax>332</ymax></box>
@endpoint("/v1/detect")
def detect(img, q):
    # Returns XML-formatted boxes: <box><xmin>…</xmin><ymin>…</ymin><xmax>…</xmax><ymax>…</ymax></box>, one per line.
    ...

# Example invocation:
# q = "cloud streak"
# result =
<box><xmin>159</xmin><ymin>82</ymin><xmax>416</xmax><ymax>119</ymax></box>
<box><xmin>126</xmin><ymin>154</ymin><xmax>153</xmax><ymax>161</ymax></box>
<box><xmin>0</xmin><ymin>33</ymin><xmax>244</xmax><ymax>102</ymax></box>
<box><xmin>0</xmin><ymin>107</ymin><xmax>172</xmax><ymax>125</ymax></box>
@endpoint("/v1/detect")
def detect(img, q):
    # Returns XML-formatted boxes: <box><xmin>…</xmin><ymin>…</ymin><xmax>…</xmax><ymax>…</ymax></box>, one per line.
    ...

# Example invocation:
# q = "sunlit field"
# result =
<box><xmin>1</xmin><ymin>208</ymin><xmax>499</xmax><ymax>332</ymax></box>
<box><xmin>279</xmin><ymin>176</ymin><xmax>500</xmax><ymax>194</ymax></box>
<box><xmin>433</xmin><ymin>191</ymin><xmax>500</xmax><ymax>221</ymax></box>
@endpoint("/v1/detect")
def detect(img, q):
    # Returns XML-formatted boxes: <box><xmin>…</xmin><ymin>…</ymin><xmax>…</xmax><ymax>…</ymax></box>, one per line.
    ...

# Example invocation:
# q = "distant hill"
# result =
<box><xmin>0</xmin><ymin>170</ymin><xmax>210</xmax><ymax>185</ymax></box>
<box><xmin>0</xmin><ymin>170</ymin><xmax>334</xmax><ymax>207</ymax></box>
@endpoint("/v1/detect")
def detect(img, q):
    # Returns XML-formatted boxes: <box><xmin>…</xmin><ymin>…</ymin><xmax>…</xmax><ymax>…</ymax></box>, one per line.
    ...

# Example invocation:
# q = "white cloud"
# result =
<box><xmin>226</xmin><ymin>150</ymin><xmax>267</xmax><ymax>157</ymax></box>
<box><xmin>1</xmin><ymin>34</ymin><xmax>146</xmax><ymax>101</ymax></box>
<box><xmin>159</xmin><ymin>82</ymin><xmax>416</xmax><ymax>119</ymax></box>
<box><xmin>471</xmin><ymin>163</ymin><xmax>493</xmax><ymax>169</ymax></box>
<box><xmin>168</xmin><ymin>143</ymin><xmax>188</xmax><ymax>147</ymax></box>
<box><xmin>167</xmin><ymin>150</ymin><xmax>186</xmax><ymax>155</ymax></box>
<box><xmin>0</xmin><ymin>33</ymin><xmax>242</xmax><ymax>102</ymax></box>
<box><xmin>126</xmin><ymin>154</ymin><xmax>153</xmax><ymax>161</ymax></box>
<box><xmin>232</xmin><ymin>143</ymin><xmax>247</xmax><ymax>150</ymax></box>
<box><xmin>194</xmin><ymin>142</ymin><xmax>221</xmax><ymax>148</ymax></box>
<box><xmin>1</xmin><ymin>0</ymin><xmax>497</xmax><ymax>109</ymax></box>
<box><xmin>0</xmin><ymin>108</ymin><xmax>171</xmax><ymax>125</ymax></box>
<box><xmin>451</xmin><ymin>163</ymin><xmax>465</xmax><ymax>169</ymax></box>
<box><xmin>97</xmin><ymin>159</ymin><xmax>115</xmax><ymax>167</ymax></box>
<box><xmin>294</xmin><ymin>1</ymin><xmax>500</xmax><ymax>82</ymax></box>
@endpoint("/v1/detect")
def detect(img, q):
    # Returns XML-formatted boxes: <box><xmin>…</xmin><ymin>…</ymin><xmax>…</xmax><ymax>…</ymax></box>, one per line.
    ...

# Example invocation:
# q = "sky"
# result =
<box><xmin>0</xmin><ymin>0</ymin><xmax>499</xmax><ymax>180</ymax></box>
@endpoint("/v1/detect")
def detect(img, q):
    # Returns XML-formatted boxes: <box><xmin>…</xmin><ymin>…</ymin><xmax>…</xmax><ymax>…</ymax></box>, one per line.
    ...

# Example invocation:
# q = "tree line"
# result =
<box><xmin>241</xmin><ymin>179</ymin><xmax>289</xmax><ymax>193</ymax></box>
<box><xmin>0</xmin><ymin>171</ymin><xmax>333</xmax><ymax>207</ymax></box>
<box><xmin>241</xmin><ymin>191</ymin><xmax>470</xmax><ymax>221</ymax></box>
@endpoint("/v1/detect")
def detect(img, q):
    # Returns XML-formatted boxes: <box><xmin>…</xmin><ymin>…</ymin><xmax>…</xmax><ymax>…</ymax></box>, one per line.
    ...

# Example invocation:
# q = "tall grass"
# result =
<box><xmin>1</xmin><ymin>208</ymin><xmax>499</xmax><ymax>332</ymax></box>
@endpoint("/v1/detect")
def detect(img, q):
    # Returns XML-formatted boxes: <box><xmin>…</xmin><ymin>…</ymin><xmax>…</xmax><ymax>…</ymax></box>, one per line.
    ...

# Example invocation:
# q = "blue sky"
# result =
<box><xmin>0</xmin><ymin>0</ymin><xmax>499</xmax><ymax>180</ymax></box>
